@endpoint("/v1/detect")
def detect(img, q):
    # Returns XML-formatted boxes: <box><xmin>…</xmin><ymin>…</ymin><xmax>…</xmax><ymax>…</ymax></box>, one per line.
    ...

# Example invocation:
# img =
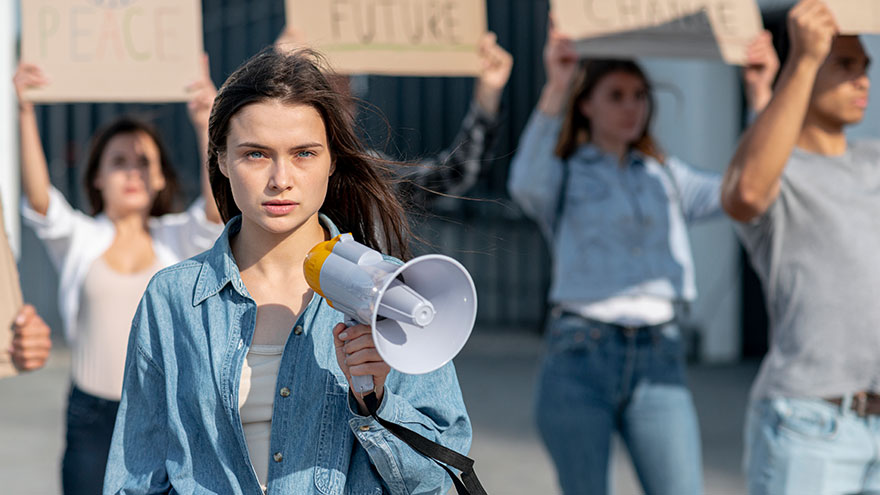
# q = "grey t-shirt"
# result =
<box><xmin>738</xmin><ymin>140</ymin><xmax>880</xmax><ymax>400</ymax></box>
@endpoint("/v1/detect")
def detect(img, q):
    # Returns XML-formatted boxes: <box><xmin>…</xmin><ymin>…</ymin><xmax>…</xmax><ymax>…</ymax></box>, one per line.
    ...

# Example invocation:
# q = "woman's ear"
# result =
<box><xmin>217</xmin><ymin>153</ymin><xmax>230</xmax><ymax>178</ymax></box>
<box><xmin>151</xmin><ymin>173</ymin><xmax>167</xmax><ymax>194</ymax></box>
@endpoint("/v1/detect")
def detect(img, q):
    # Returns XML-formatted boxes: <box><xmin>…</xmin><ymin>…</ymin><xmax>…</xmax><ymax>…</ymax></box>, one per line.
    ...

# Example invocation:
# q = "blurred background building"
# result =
<box><xmin>3</xmin><ymin>0</ymin><xmax>879</xmax><ymax>364</ymax></box>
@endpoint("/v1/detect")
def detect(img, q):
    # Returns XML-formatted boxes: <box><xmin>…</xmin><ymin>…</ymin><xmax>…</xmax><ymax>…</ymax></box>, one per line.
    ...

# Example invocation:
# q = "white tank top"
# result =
<box><xmin>239</xmin><ymin>344</ymin><xmax>285</xmax><ymax>491</ymax></box>
<box><xmin>73</xmin><ymin>256</ymin><xmax>161</xmax><ymax>400</ymax></box>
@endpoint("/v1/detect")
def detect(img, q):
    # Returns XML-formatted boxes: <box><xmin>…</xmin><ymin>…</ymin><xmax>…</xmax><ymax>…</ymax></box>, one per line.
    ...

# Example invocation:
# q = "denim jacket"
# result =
<box><xmin>104</xmin><ymin>215</ymin><xmax>472</xmax><ymax>495</ymax></box>
<box><xmin>508</xmin><ymin>110</ymin><xmax>722</xmax><ymax>305</ymax></box>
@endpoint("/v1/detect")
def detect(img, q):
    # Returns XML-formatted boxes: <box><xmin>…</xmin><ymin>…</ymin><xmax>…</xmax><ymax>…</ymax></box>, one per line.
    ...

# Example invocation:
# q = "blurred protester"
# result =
<box><xmin>1</xmin><ymin>198</ymin><xmax>51</xmax><ymax>377</ymax></box>
<box><xmin>507</xmin><ymin>21</ymin><xmax>778</xmax><ymax>495</ymax></box>
<box><xmin>721</xmin><ymin>1</ymin><xmax>879</xmax><ymax>493</ymax></box>
<box><xmin>104</xmin><ymin>48</ymin><xmax>471</xmax><ymax>494</ymax></box>
<box><xmin>277</xmin><ymin>28</ymin><xmax>514</xmax><ymax>205</ymax></box>
<box><xmin>13</xmin><ymin>56</ymin><xmax>223</xmax><ymax>494</ymax></box>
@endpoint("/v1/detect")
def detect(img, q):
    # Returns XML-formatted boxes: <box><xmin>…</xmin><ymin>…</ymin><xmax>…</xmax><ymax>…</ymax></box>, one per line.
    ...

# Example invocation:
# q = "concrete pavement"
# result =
<box><xmin>0</xmin><ymin>330</ymin><xmax>758</xmax><ymax>494</ymax></box>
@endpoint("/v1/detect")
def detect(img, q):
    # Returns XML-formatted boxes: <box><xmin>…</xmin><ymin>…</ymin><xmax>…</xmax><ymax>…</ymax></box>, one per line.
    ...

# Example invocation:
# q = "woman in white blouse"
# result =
<box><xmin>13</xmin><ymin>60</ymin><xmax>224</xmax><ymax>495</ymax></box>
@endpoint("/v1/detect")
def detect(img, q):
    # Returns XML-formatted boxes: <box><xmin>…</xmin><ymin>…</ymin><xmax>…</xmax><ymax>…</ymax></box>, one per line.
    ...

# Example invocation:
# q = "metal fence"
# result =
<box><xmin>22</xmin><ymin>0</ymin><xmax>556</xmax><ymax>332</ymax></box>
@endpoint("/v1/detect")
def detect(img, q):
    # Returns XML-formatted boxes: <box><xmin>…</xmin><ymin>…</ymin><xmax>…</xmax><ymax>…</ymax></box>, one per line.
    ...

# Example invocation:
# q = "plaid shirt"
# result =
<box><xmin>383</xmin><ymin>98</ymin><xmax>499</xmax><ymax>205</ymax></box>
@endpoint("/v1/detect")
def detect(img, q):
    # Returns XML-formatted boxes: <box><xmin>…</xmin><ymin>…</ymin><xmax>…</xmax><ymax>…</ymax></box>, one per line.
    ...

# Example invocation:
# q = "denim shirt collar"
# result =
<box><xmin>193</xmin><ymin>213</ymin><xmax>341</xmax><ymax>306</ymax></box>
<box><xmin>575</xmin><ymin>143</ymin><xmax>647</xmax><ymax>168</ymax></box>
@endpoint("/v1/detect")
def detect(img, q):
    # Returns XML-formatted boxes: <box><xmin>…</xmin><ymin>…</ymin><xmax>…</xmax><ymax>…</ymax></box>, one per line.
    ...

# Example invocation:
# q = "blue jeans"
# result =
<box><xmin>745</xmin><ymin>396</ymin><xmax>880</xmax><ymax>495</ymax></box>
<box><xmin>534</xmin><ymin>314</ymin><xmax>703</xmax><ymax>495</ymax></box>
<box><xmin>61</xmin><ymin>385</ymin><xmax>120</xmax><ymax>495</ymax></box>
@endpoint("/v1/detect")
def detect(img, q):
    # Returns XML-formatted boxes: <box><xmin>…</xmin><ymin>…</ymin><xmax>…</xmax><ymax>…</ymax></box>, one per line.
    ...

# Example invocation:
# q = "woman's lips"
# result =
<box><xmin>263</xmin><ymin>201</ymin><xmax>297</xmax><ymax>215</ymax></box>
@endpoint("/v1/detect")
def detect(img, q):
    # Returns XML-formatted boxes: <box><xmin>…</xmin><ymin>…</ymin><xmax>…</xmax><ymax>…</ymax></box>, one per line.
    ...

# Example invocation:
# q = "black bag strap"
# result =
<box><xmin>552</xmin><ymin>158</ymin><xmax>571</xmax><ymax>237</ymax></box>
<box><xmin>362</xmin><ymin>392</ymin><xmax>487</xmax><ymax>495</ymax></box>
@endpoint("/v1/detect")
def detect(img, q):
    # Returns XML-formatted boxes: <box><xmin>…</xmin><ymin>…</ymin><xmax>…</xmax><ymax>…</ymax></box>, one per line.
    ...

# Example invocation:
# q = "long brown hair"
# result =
<box><xmin>83</xmin><ymin>117</ymin><xmax>180</xmax><ymax>216</ymax></box>
<box><xmin>207</xmin><ymin>48</ymin><xmax>412</xmax><ymax>259</ymax></box>
<box><xmin>555</xmin><ymin>59</ymin><xmax>664</xmax><ymax>162</ymax></box>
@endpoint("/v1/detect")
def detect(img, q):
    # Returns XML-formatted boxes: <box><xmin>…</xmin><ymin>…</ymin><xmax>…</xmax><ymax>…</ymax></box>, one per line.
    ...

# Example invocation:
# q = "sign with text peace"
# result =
<box><xmin>284</xmin><ymin>0</ymin><xmax>487</xmax><ymax>76</ymax></box>
<box><xmin>21</xmin><ymin>0</ymin><xmax>204</xmax><ymax>102</ymax></box>
<box><xmin>829</xmin><ymin>0</ymin><xmax>880</xmax><ymax>34</ymax></box>
<box><xmin>551</xmin><ymin>0</ymin><xmax>764</xmax><ymax>65</ymax></box>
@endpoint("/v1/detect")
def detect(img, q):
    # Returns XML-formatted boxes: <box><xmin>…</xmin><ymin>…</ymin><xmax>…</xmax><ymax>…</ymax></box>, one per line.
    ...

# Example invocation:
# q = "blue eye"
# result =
<box><xmin>246</xmin><ymin>150</ymin><xmax>265</xmax><ymax>160</ymax></box>
<box><xmin>297</xmin><ymin>150</ymin><xmax>316</xmax><ymax>158</ymax></box>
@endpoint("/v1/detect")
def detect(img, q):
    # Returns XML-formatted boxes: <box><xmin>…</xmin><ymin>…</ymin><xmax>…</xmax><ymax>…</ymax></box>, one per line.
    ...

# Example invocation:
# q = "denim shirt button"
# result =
<box><xmin>273</xmin><ymin>452</ymin><xmax>283</xmax><ymax>462</ymax></box>
<box><xmin>293</xmin><ymin>325</ymin><xmax>304</xmax><ymax>335</ymax></box>
<box><xmin>279</xmin><ymin>387</ymin><xmax>291</xmax><ymax>397</ymax></box>
<box><xmin>359</xmin><ymin>425</ymin><xmax>371</xmax><ymax>432</ymax></box>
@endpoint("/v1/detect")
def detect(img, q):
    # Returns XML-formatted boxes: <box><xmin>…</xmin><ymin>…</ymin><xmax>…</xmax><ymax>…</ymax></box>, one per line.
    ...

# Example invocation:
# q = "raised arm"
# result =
<box><xmin>14</xmin><ymin>63</ymin><xmax>51</xmax><ymax>215</ymax></box>
<box><xmin>396</xmin><ymin>32</ymin><xmax>513</xmax><ymax>202</ymax></box>
<box><xmin>507</xmin><ymin>22</ymin><xmax>579</xmax><ymax>236</ymax></box>
<box><xmin>186</xmin><ymin>54</ymin><xmax>222</xmax><ymax>224</ymax></box>
<box><xmin>722</xmin><ymin>0</ymin><xmax>837</xmax><ymax>222</ymax></box>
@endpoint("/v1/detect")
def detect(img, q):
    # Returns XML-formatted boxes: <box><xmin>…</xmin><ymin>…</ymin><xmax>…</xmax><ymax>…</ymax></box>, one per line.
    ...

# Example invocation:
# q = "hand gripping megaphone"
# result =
<box><xmin>303</xmin><ymin>233</ymin><xmax>477</xmax><ymax>394</ymax></box>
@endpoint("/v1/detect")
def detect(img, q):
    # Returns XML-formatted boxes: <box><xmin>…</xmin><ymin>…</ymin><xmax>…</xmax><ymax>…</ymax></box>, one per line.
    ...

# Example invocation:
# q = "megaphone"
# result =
<box><xmin>304</xmin><ymin>233</ymin><xmax>477</xmax><ymax>394</ymax></box>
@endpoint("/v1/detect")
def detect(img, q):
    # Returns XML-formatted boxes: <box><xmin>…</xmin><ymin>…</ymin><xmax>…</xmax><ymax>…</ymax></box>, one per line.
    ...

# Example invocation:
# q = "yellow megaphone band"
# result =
<box><xmin>303</xmin><ymin>234</ymin><xmax>344</xmax><ymax>302</ymax></box>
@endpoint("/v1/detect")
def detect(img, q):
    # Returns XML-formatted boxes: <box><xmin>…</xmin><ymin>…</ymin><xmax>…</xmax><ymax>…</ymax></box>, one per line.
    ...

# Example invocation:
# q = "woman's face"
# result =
<box><xmin>579</xmin><ymin>71</ymin><xmax>650</xmax><ymax>148</ymax></box>
<box><xmin>219</xmin><ymin>99</ymin><xmax>334</xmax><ymax>236</ymax></box>
<box><xmin>94</xmin><ymin>130</ymin><xmax>166</xmax><ymax>216</ymax></box>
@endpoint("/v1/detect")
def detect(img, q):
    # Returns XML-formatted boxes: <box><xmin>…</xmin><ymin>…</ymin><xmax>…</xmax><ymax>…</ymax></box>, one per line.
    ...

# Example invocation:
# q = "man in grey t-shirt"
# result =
<box><xmin>722</xmin><ymin>1</ymin><xmax>878</xmax><ymax>493</ymax></box>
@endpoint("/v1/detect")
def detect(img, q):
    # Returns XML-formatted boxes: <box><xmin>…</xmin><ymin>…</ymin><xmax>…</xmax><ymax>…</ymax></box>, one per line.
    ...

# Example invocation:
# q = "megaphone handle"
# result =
<box><xmin>344</xmin><ymin>317</ymin><xmax>375</xmax><ymax>394</ymax></box>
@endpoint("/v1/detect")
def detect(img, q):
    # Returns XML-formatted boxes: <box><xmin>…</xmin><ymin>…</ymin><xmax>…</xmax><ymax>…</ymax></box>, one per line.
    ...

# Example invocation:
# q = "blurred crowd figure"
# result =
<box><xmin>14</xmin><ymin>54</ymin><xmax>225</xmax><ymax>494</ymax></box>
<box><xmin>508</xmin><ymin>19</ymin><xmax>777</xmax><ymax>495</ymax></box>
<box><xmin>723</xmin><ymin>1</ymin><xmax>880</xmax><ymax>494</ymax></box>
<box><xmin>4</xmin><ymin>0</ymin><xmax>879</xmax><ymax>493</ymax></box>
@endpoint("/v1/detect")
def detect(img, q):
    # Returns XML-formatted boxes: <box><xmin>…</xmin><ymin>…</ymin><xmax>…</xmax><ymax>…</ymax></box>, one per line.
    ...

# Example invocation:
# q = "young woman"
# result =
<box><xmin>13</xmin><ymin>59</ymin><xmax>223</xmax><ymax>494</ymax></box>
<box><xmin>507</xmin><ymin>26</ymin><xmax>779</xmax><ymax>495</ymax></box>
<box><xmin>103</xmin><ymin>48</ymin><xmax>471</xmax><ymax>494</ymax></box>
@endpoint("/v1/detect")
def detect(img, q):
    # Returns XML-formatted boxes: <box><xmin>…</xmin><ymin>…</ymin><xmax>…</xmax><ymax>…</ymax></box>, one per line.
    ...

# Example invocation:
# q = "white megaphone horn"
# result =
<box><xmin>304</xmin><ymin>233</ymin><xmax>477</xmax><ymax>394</ymax></box>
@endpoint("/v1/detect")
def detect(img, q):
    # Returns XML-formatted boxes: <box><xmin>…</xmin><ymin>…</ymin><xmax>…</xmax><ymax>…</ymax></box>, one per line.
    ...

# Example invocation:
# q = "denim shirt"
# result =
<box><xmin>104</xmin><ymin>214</ymin><xmax>472</xmax><ymax>495</ymax></box>
<box><xmin>508</xmin><ymin>110</ymin><xmax>722</xmax><ymax>305</ymax></box>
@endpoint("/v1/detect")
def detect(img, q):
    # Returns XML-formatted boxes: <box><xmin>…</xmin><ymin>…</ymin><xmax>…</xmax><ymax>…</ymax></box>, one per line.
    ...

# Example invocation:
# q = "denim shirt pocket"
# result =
<box><xmin>315</xmin><ymin>371</ymin><xmax>355</xmax><ymax>495</ymax></box>
<box><xmin>565</xmin><ymin>172</ymin><xmax>610</xmax><ymax>229</ymax></box>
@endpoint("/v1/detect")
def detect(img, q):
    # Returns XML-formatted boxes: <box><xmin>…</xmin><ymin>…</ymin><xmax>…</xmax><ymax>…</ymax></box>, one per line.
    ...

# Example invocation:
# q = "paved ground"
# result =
<box><xmin>0</xmin><ymin>330</ymin><xmax>759</xmax><ymax>494</ymax></box>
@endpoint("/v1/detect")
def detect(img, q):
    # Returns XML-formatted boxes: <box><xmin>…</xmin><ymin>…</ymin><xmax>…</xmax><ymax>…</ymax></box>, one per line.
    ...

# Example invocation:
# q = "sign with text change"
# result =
<box><xmin>551</xmin><ymin>0</ymin><xmax>764</xmax><ymax>65</ymax></box>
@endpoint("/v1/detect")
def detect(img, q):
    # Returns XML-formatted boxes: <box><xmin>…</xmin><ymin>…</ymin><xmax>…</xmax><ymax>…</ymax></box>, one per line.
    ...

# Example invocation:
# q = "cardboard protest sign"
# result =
<box><xmin>284</xmin><ymin>0</ymin><xmax>487</xmax><ymax>76</ymax></box>
<box><xmin>0</xmin><ymin>197</ymin><xmax>23</xmax><ymax>378</ymax></box>
<box><xmin>20</xmin><ymin>0</ymin><xmax>204</xmax><ymax>102</ymax></box>
<box><xmin>829</xmin><ymin>0</ymin><xmax>880</xmax><ymax>34</ymax></box>
<box><xmin>550</xmin><ymin>0</ymin><xmax>764</xmax><ymax>65</ymax></box>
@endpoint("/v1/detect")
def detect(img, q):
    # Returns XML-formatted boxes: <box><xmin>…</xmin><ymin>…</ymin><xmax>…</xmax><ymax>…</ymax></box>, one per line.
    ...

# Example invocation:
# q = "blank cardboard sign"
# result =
<box><xmin>20</xmin><ymin>0</ymin><xmax>204</xmax><ymax>102</ymax></box>
<box><xmin>551</xmin><ymin>0</ymin><xmax>764</xmax><ymax>65</ymax></box>
<box><xmin>829</xmin><ymin>0</ymin><xmax>880</xmax><ymax>34</ymax></box>
<box><xmin>284</xmin><ymin>0</ymin><xmax>487</xmax><ymax>76</ymax></box>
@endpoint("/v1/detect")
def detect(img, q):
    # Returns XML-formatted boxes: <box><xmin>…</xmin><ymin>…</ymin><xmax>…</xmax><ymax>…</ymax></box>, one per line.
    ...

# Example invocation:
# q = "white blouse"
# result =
<box><xmin>21</xmin><ymin>186</ymin><xmax>224</xmax><ymax>343</ymax></box>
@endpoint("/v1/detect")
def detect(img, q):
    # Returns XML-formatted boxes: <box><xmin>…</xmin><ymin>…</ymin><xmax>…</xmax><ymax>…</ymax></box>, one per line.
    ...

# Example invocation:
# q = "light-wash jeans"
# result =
<box><xmin>535</xmin><ymin>313</ymin><xmax>703</xmax><ymax>495</ymax></box>
<box><xmin>745</xmin><ymin>396</ymin><xmax>880</xmax><ymax>495</ymax></box>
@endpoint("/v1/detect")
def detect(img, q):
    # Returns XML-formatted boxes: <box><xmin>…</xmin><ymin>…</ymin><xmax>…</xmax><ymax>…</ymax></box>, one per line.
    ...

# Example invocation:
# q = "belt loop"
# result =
<box><xmin>855</xmin><ymin>392</ymin><xmax>868</xmax><ymax>418</ymax></box>
<box><xmin>841</xmin><ymin>393</ymin><xmax>854</xmax><ymax>417</ymax></box>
